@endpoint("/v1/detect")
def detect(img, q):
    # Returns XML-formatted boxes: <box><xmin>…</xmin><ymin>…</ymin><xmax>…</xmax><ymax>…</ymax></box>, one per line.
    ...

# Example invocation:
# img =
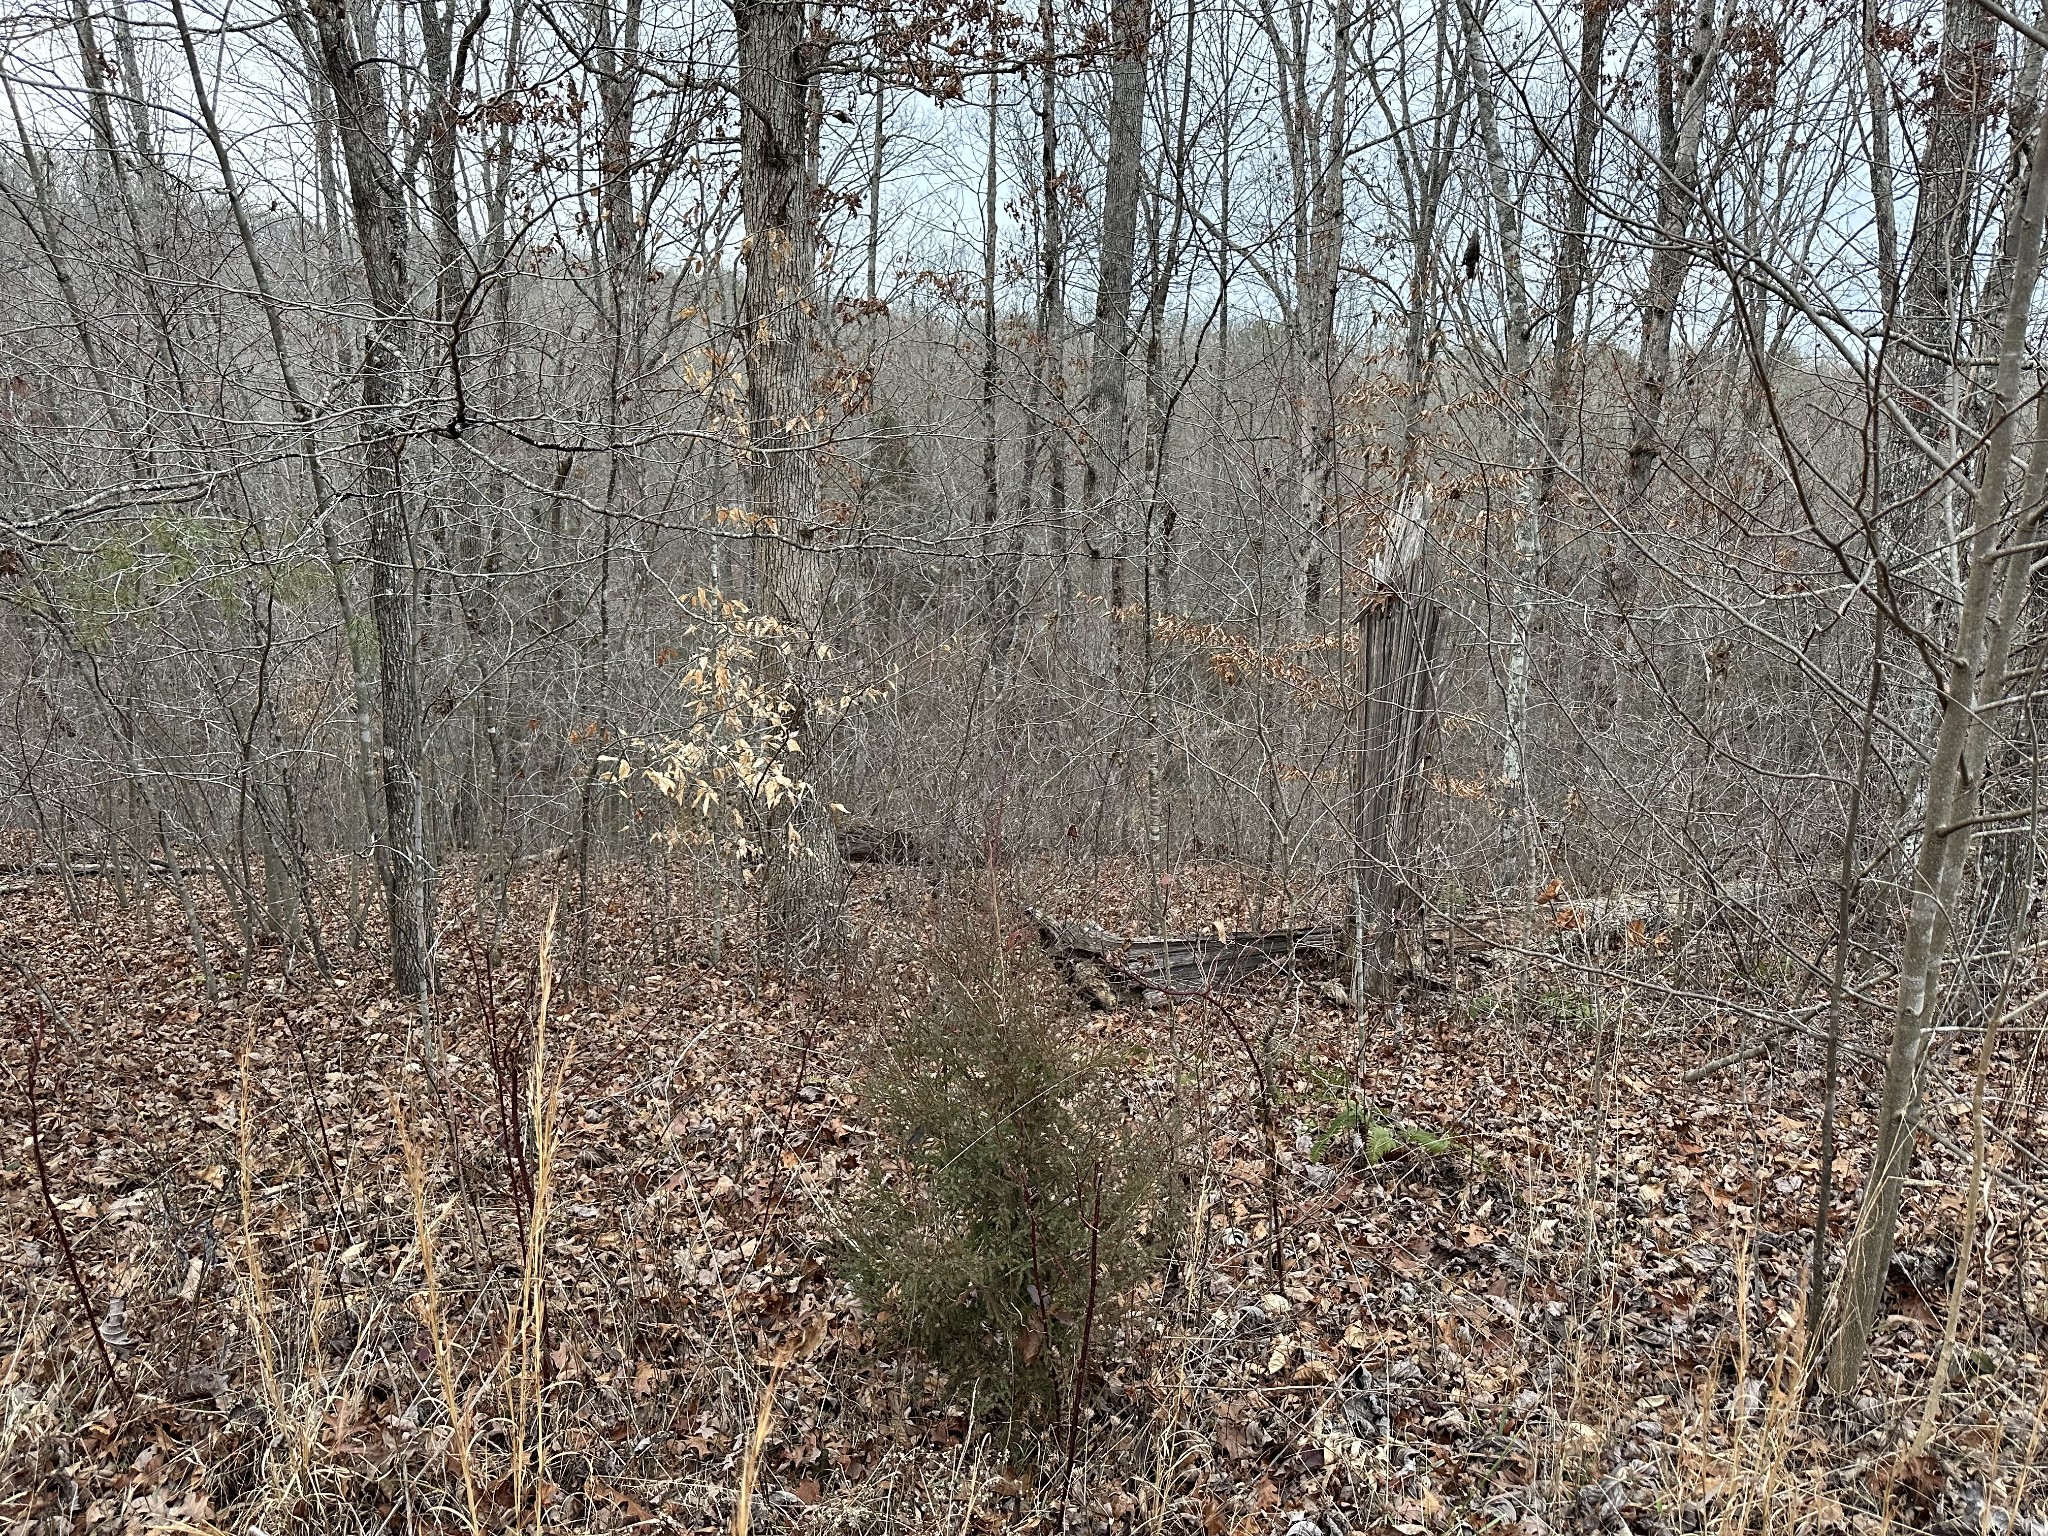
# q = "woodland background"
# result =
<box><xmin>5</xmin><ymin>0</ymin><xmax>2048</xmax><ymax>1527</ymax></box>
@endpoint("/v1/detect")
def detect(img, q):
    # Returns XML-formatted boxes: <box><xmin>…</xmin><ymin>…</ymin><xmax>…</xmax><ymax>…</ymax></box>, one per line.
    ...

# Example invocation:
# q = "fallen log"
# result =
<box><xmin>1027</xmin><ymin>908</ymin><xmax>1339</xmax><ymax>1007</ymax></box>
<box><xmin>839</xmin><ymin>822</ymin><xmax>971</xmax><ymax>869</ymax></box>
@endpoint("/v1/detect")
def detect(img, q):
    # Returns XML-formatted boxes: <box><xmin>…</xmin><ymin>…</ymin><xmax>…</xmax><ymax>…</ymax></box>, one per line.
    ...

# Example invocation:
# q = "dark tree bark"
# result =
<box><xmin>1082</xmin><ymin>0</ymin><xmax>1151</xmax><ymax>616</ymax></box>
<box><xmin>307</xmin><ymin>0</ymin><xmax>435</xmax><ymax>996</ymax></box>
<box><xmin>733</xmin><ymin>0</ymin><xmax>843</xmax><ymax>948</ymax></box>
<box><xmin>1622</xmin><ymin>0</ymin><xmax>1721</xmax><ymax>513</ymax></box>
<box><xmin>1879</xmin><ymin>0</ymin><xmax>1997</xmax><ymax>615</ymax></box>
<box><xmin>1350</xmin><ymin>494</ymin><xmax>1441</xmax><ymax>998</ymax></box>
<box><xmin>1532</xmin><ymin>0</ymin><xmax>1610</xmax><ymax>515</ymax></box>
<box><xmin>1021</xmin><ymin>0</ymin><xmax>1073</xmax><ymax>633</ymax></box>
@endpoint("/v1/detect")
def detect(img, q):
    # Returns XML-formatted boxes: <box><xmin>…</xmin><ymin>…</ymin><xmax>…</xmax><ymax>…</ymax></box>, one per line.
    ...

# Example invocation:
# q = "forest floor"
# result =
<box><xmin>3</xmin><ymin>859</ymin><xmax>2046</xmax><ymax>1536</ymax></box>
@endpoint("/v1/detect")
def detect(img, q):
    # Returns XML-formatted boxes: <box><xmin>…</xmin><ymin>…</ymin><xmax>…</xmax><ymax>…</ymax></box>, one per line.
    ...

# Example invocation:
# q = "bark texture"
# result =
<box><xmin>307</xmin><ymin>0</ymin><xmax>435</xmax><ymax>996</ymax></box>
<box><xmin>1826</xmin><ymin>60</ymin><xmax>2048</xmax><ymax>1389</ymax></box>
<box><xmin>734</xmin><ymin>0</ymin><xmax>843</xmax><ymax>949</ymax></box>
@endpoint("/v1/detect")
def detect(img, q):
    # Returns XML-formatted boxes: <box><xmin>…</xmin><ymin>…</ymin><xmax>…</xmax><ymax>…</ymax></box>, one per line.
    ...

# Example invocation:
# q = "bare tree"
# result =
<box><xmin>1825</xmin><ymin>14</ymin><xmax>2048</xmax><ymax>1391</ymax></box>
<box><xmin>1268</xmin><ymin>0</ymin><xmax>1354</xmax><ymax>629</ymax></box>
<box><xmin>1081</xmin><ymin>0</ymin><xmax>1152</xmax><ymax>625</ymax></box>
<box><xmin>1620</xmin><ymin>0</ymin><xmax>1722</xmax><ymax>515</ymax></box>
<box><xmin>734</xmin><ymin>0</ymin><xmax>844</xmax><ymax>945</ymax></box>
<box><xmin>305</xmin><ymin>0</ymin><xmax>435</xmax><ymax>996</ymax></box>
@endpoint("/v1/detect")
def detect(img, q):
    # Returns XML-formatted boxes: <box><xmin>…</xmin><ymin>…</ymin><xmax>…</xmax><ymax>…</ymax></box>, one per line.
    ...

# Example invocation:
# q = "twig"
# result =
<box><xmin>1681</xmin><ymin>1038</ymin><xmax>1775</xmax><ymax>1082</ymax></box>
<box><xmin>283</xmin><ymin>1017</ymin><xmax>354</xmax><ymax>1234</ymax></box>
<box><xmin>1058</xmin><ymin>1157</ymin><xmax>1106</xmax><ymax>1530</ymax></box>
<box><xmin>25</xmin><ymin>1001</ymin><xmax>131</xmax><ymax>1409</ymax></box>
<box><xmin>471</xmin><ymin>932</ymin><xmax>534</xmax><ymax>1253</ymax></box>
<box><xmin>1128</xmin><ymin>964</ymin><xmax>1288</xmax><ymax>1281</ymax></box>
<box><xmin>2</xmin><ymin>950</ymin><xmax>83</xmax><ymax>1043</ymax></box>
<box><xmin>1022</xmin><ymin>1169</ymin><xmax>1060</xmax><ymax>1419</ymax></box>
<box><xmin>1806</xmin><ymin>622</ymin><xmax>1885</xmax><ymax>1370</ymax></box>
<box><xmin>1679</xmin><ymin>973</ymin><xmax>1885</xmax><ymax>1084</ymax></box>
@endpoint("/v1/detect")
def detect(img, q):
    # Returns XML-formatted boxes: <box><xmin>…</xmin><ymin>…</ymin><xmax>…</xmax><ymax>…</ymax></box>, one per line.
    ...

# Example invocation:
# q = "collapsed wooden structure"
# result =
<box><xmin>1027</xmin><ymin>908</ymin><xmax>1340</xmax><ymax>1007</ymax></box>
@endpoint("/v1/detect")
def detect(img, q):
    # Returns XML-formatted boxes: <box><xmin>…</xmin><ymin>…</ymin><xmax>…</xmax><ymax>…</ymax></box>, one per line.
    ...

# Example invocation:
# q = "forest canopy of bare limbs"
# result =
<box><xmin>10</xmin><ymin>0</ymin><xmax>2048</xmax><ymax>1524</ymax></box>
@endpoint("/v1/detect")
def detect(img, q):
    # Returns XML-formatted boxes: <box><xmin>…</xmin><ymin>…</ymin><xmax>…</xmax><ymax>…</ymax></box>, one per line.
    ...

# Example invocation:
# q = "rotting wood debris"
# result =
<box><xmin>1027</xmin><ymin>907</ymin><xmax>1340</xmax><ymax>1007</ymax></box>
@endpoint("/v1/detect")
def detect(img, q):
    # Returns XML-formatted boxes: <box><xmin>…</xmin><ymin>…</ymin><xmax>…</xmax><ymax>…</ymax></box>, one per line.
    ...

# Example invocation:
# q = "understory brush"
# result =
<box><xmin>3</xmin><ymin>865</ymin><xmax>2045</xmax><ymax>1535</ymax></box>
<box><xmin>842</xmin><ymin>904</ymin><xmax>1183</xmax><ymax>1419</ymax></box>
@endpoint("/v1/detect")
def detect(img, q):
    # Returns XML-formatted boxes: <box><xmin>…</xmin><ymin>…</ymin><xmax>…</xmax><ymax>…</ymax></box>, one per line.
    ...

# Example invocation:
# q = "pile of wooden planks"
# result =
<box><xmin>1027</xmin><ymin>908</ymin><xmax>1339</xmax><ymax>1007</ymax></box>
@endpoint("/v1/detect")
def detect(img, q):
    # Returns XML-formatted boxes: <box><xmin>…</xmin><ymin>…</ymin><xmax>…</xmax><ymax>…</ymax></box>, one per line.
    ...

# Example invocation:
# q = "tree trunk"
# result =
<box><xmin>1023</xmin><ymin>0</ymin><xmax>1072</xmax><ymax>637</ymax></box>
<box><xmin>982</xmin><ymin>72</ymin><xmax>1018</xmax><ymax>648</ymax></box>
<box><xmin>1461</xmin><ymin>0</ymin><xmax>1542</xmax><ymax>877</ymax></box>
<box><xmin>1826</xmin><ymin>64</ymin><xmax>2048</xmax><ymax>1389</ymax></box>
<box><xmin>733</xmin><ymin>0</ymin><xmax>843</xmax><ymax>949</ymax></box>
<box><xmin>1350</xmin><ymin>491</ymin><xmax>1441</xmax><ymax>998</ymax></box>
<box><xmin>1621</xmin><ymin>0</ymin><xmax>1721</xmax><ymax>513</ymax></box>
<box><xmin>1081</xmin><ymin>0</ymin><xmax>1150</xmax><ymax>620</ymax></box>
<box><xmin>1880</xmin><ymin>0</ymin><xmax>1997</xmax><ymax>620</ymax></box>
<box><xmin>307</xmin><ymin>0</ymin><xmax>435</xmax><ymax>997</ymax></box>
<box><xmin>1259</xmin><ymin>0</ymin><xmax>1352</xmax><ymax>630</ymax></box>
<box><xmin>1533</xmin><ymin>0</ymin><xmax>1609</xmax><ymax>520</ymax></box>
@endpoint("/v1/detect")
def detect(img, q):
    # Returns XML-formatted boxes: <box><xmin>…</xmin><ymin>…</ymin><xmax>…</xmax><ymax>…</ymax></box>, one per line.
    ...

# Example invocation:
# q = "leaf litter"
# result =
<box><xmin>3</xmin><ymin>860</ymin><xmax>2046</xmax><ymax>1535</ymax></box>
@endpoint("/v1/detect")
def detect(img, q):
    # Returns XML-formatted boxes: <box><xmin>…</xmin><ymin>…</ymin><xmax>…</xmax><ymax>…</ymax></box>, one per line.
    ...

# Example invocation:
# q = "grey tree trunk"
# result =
<box><xmin>180</xmin><ymin>0</ymin><xmax>390</xmax><ymax>914</ymax></box>
<box><xmin>1879</xmin><ymin>0</ymin><xmax>1996</xmax><ymax>616</ymax></box>
<box><xmin>982</xmin><ymin>73</ymin><xmax>1017</xmax><ymax>647</ymax></box>
<box><xmin>1258</xmin><ymin>0</ymin><xmax>1352</xmax><ymax>628</ymax></box>
<box><xmin>307</xmin><ymin>0</ymin><xmax>435</xmax><ymax>997</ymax></box>
<box><xmin>1350</xmin><ymin>492</ymin><xmax>1441</xmax><ymax>998</ymax></box>
<box><xmin>1826</xmin><ymin>55</ymin><xmax>2048</xmax><ymax>1390</ymax></box>
<box><xmin>1621</xmin><ymin>0</ymin><xmax>1721</xmax><ymax>513</ymax></box>
<box><xmin>733</xmin><ymin>0</ymin><xmax>843</xmax><ymax>949</ymax></box>
<box><xmin>1023</xmin><ymin>0</ymin><xmax>1072</xmax><ymax>635</ymax></box>
<box><xmin>1081</xmin><ymin>0</ymin><xmax>1151</xmax><ymax>620</ymax></box>
<box><xmin>1461</xmin><ymin>0</ymin><xmax>1542</xmax><ymax>875</ymax></box>
<box><xmin>1531</xmin><ymin>0</ymin><xmax>1609</xmax><ymax>517</ymax></box>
